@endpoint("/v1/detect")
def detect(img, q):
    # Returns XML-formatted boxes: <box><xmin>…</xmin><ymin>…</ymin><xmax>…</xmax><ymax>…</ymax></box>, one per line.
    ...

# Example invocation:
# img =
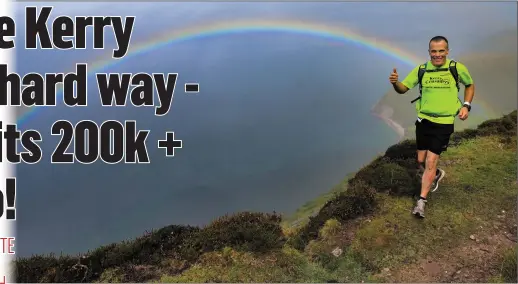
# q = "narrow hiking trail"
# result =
<box><xmin>16</xmin><ymin>112</ymin><xmax>517</xmax><ymax>283</ymax></box>
<box><xmin>355</xmin><ymin>135</ymin><xmax>517</xmax><ymax>283</ymax></box>
<box><xmin>383</xmin><ymin>219</ymin><xmax>516</xmax><ymax>283</ymax></box>
<box><xmin>161</xmin><ymin>126</ymin><xmax>518</xmax><ymax>283</ymax></box>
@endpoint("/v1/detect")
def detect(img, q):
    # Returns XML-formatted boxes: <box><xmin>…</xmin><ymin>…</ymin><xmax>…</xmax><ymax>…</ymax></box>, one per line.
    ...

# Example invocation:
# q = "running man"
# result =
<box><xmin>388</xmin><ymin>36</ymin><xmax>475</xmax><ymax>218</ymax></box>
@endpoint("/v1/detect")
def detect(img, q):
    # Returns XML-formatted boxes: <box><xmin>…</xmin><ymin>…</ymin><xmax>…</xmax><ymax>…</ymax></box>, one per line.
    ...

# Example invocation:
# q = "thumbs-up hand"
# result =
<box><xmin>389</xmin><ymin>68</ymin><xmax>398</xmax><ymax>84</ymax></box>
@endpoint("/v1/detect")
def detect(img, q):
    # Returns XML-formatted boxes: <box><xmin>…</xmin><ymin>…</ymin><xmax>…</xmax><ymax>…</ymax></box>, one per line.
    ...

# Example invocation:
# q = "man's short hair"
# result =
<box><xmin>429</xmin><ymin>36</ymin><xmax>449</xmax><ymax>49</ymax></box>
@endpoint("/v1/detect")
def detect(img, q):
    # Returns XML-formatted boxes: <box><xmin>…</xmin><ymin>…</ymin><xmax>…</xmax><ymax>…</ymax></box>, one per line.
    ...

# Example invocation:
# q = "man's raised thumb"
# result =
<box><xmin>393</xmin><ymin>68</ymin><xmax>397</xmax><ymax>74</ymax></box>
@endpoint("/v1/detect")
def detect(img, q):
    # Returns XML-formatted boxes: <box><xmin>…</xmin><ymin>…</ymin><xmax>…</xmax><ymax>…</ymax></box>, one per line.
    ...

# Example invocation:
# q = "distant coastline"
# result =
<box><xmin>371</xmin><ymin>104</ymin><xmax>405</xmax><ymax>141</ymax></box>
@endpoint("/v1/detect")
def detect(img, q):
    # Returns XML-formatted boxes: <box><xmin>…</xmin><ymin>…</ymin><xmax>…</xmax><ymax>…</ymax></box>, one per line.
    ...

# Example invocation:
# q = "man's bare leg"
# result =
<box><xmin>413</xmin><ymin>150</ymin><xmax>440</xmax><ymax>218</ymax></box>
<box><xmin>421</xmin><ymin>151</ymin><xmax>439</xmax><ymax>199</ymax></box>
<box><xmin>417</xmin><ymin>150</ymin><xmax>427</xmax><ymax>173</ymax></box>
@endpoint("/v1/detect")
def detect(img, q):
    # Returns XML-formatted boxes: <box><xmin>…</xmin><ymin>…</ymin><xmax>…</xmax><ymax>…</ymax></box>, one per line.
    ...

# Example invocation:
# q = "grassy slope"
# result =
<box><xmin>16</xmin><ymin>111</ymin><xmax>517</xmax><ymax>283</ymax></box>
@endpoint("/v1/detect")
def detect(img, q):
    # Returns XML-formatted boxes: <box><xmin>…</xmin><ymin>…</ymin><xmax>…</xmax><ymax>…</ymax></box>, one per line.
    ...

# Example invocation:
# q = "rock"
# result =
<box><xmin>383</xmin><ymin>268</ymin><xmax>390</xmax><ymax>272</ymax></box>
<box><xmin>470</xmin><ymin>235</ymin><xmax>476</xmax><ymax>240</ymax></box>
<box><xmin>331</xmin><ymin>247</ymin><xmax>343</xmax><ymax>257</ymax></box>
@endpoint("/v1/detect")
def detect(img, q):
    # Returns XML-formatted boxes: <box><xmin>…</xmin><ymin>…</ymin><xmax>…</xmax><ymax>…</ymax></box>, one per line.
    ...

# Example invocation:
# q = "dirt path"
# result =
<box><xmin>377</xmin><ymin>209</ymin><xmax>517</xmax><ymax>283</ymax></box>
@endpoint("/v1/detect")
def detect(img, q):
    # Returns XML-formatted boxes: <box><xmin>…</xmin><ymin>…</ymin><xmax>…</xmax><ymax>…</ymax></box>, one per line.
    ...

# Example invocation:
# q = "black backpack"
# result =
<box><xmin>410</xmin><ymin>60</ymin><xmax>460</xmax><ymax>104</ymax></box>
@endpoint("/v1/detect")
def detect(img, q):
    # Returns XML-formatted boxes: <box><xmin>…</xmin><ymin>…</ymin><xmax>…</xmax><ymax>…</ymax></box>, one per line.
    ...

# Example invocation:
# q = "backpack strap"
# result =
<box><xmin>449</xmin><ymin>60</ymin><xmax>460</xmax><ymax>92</ymax></box>
<box><xmin>410</xmin><ymin>62</ymin><xmax>427</xmax><ymax>104</ymax></box>
<box><xmin>411</xmin><ymin>60</ymin><xmax>460</xmax><ymax>104</ymax></box>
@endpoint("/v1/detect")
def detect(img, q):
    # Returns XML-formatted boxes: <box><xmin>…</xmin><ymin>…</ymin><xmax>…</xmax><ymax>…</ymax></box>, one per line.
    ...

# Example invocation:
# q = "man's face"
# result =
<box><xmin>428</xmin><ymin>40</ymin><xmax>449</xmax><ymax>66</ymax></box>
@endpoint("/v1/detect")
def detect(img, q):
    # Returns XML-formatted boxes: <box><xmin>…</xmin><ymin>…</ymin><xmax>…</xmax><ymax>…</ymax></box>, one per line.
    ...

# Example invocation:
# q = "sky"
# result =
<box><xmin>12</xmin><ymin>1</ymin><xmax>517</xmax><ymax>121</ymax></box>
<box><xmin>11</xmin><ymin>1</ymin><xmax>518</xmax><ymax>257</ymax></box>
<box><xmin>14</xmin><ymin>1</ymin><xmax>517</xmax><ymax>59</ymax></box>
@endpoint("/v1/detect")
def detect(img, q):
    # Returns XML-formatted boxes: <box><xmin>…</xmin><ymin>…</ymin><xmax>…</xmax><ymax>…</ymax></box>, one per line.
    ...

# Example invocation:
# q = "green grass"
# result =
<box><xmin>162</xmin><ymin>133</ymin><xmax>516</xmax><ymax>282</ymax></box>
<box><xmin>16</xmin><ymin>111</ymin><xmax>517</xmax><ymax>283</ymax></box>
<box><xmin>161</xmin><ymin>219</ymin><xmax>374</xmax><ymax>283</ymax></box>
<box><xmin>158</xmin><ymin>246</ymin><xmax>333</xmax><ymax>283</ymax></box>
<box><xmin>499</xmin><ymin>245</ymin><xmax>517</xmax><ymax>283</ymax></box>
<box><xmin>351</xmin><ymin>136</ymin><xmax>517</xmax><ymax>271</ymax></box>
<box><xmin>353</xmin><ymin>137</ymin><xmax>517</xmax><ymax>268</ymax></box>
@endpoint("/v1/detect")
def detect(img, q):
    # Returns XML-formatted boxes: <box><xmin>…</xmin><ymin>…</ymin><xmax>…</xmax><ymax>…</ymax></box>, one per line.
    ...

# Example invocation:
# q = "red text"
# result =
<box><xmin>0</xmin><ymin>237</ymin><xmax>15</xmax><ymax>254</ymax></box>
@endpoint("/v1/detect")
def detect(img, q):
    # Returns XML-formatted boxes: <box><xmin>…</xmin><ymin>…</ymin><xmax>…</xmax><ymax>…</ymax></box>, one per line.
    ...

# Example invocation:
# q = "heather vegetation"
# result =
<box><xmin>16</xmin><ymin>110</ymin><xmax>517</xmax><ymax>283</ymax></box>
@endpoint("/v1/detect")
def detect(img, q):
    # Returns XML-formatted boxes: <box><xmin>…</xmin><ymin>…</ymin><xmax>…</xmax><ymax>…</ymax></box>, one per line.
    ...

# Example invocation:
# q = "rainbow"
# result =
<box><xmin>16</xmin><ymin>19</ymin><xmax>489</xmax><ymax>125</ymax></box>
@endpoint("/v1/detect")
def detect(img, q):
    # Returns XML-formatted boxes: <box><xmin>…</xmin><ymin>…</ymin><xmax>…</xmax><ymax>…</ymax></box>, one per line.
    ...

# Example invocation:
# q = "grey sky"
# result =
<box><xmin>14</xmin><ymin>1</ymin><xmax>516</xmax><ymax>53</ymax></box>
<box><xmin>13</xmin><ymin>1</ymin><xmax>516</xmax><ymax>120</ymax></box>
<box><xmin>13</xmin><ymin>0</ymin><xmax>517</xmax><ymax>257</ymax></box>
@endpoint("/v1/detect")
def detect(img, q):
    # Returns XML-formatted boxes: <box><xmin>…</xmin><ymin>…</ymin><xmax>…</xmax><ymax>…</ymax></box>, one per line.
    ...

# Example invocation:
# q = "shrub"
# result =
<box><xmin>451</xmin><ymin>110</ymin><xmax>517</xmax><ymax>145</ymax></box>
<box><xmin>478</xmin><ymin>110</ymin><xmax>516</xmax><ymax>135</ymax></box>
<box><xmin>15</xmin><ymin>255</ymin><xmax>81</xmax><ymax>283</ymax></box>
<box><xmin>384</xmin><ymin>140</ymin><xmax>417</xmax><ymax>161</ymax></box>
<box><xmin>348</xmin><ymin>157</ymin><xmax>386</xmax><ymax>187</ymax></box>
<box><xmin>351</xmin><ymin>161</ymin><xmax>416</xmax><ymax>196</ymax></box>
<box><xmin>372</xmin><ymin>163</ymin><xmax>416</xmax><ymax>196</ymax></box>
<box><xmin>180</xmin><ymin>212</ymin><xmax>285</xmax><ymax>261</ymax></box>
<box><xmin>16</xmin><ymin>225</ymin><xmax>199</xmax><ymax>283</ymax></box>
<box><xmin>320</xmin><ymin>219</ymin><xmax>342</xmax><ymax>240</ymax></box>
<box><xmin>296</xmin><ymin>181</ymin><xmax>376</xmax><ymax>250</ymax></box>
<box><xmin>390</xmin><ymin>157</ymin><xmax>419</xmax><ymax>171</ymax></box>
<box><xmin>450</xmin><ymin>128</ymin><xmax>479</xmax><ymax>146</ymax></box>
<box><xmin>81</xmin><ymin>225</ymin><xmax>199</xmax><ymax>280</ymax></box>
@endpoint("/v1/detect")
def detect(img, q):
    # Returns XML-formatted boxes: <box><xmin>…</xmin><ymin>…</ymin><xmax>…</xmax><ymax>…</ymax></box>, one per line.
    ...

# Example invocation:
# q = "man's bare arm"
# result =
<box><xmin>463</xmin><ymin>84</ymin><xmax>475</xmax><ymax>103</ymax></box>
<box><xmin>392</xmin><ymin>82</ymin><xmax>409</xmax><ymax>94</ymax></box>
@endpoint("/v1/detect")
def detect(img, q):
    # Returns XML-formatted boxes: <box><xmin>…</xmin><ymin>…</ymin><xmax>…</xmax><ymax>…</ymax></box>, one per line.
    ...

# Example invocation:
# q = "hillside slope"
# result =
<box><xmin>16</xmin><ymin>110</ymin><xmax>517</xmax><ymax>283</ymax></box>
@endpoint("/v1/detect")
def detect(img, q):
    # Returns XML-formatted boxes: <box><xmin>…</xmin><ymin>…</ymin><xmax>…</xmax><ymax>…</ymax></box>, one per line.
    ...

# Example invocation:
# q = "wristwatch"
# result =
<box><xmin>463</xmin><ymin>102</ymin><xmax>471</xmax><ymax>112</ymax></box>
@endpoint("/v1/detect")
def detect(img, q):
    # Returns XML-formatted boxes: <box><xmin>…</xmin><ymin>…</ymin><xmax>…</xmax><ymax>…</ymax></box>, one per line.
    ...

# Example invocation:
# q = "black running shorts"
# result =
<box><xmin>415</xmin><ymin>118</ymin><xmax>454</xmax><ymax>155</ymax></box>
